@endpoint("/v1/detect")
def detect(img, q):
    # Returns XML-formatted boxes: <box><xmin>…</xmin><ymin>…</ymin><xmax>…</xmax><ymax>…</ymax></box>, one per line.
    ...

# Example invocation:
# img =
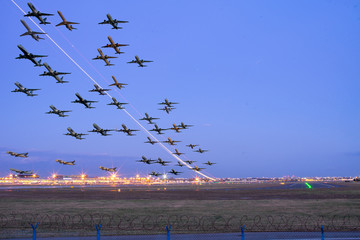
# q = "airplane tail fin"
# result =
<box><xmin>40</xmin><ymin>18</ymin><xmax>50</xmax><ymax>25</ymax></box>
<box><xmin>24</xmin><ymin>153</ymin><xmax>28</xmax><ymax>157</ymax></box>
<box><xmin>72</xmin><ymin>160</ymin><xmax>75</xmax><ymax>163</ymax></box>
<box><xmin>36</xmin><ymin>59</ymin><xmax>42</xmax><ymax>67</ymax></box>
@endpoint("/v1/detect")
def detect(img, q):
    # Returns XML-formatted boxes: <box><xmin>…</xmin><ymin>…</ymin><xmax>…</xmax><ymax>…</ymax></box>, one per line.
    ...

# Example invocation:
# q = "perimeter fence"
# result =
<box><xmin>1</xmin><ymin>213</ymin><xmax>360</xmax><ymax>238</ymax></box>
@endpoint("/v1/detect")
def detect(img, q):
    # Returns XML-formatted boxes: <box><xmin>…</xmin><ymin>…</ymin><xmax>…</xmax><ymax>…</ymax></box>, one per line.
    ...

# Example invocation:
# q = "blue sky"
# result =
<box><xmin>1</xmin><ymin>0</ymin><xmax>360</xmax><ymax>178</ymax></box>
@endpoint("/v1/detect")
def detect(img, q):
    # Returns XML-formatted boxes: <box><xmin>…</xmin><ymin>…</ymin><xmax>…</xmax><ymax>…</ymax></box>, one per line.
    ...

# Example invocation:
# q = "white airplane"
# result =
<box><xmin>127</xmin><ymin>55</ymin><xmax>153</xmax><ymax>67</ymax></box>
<box><xmin>24</xmin><ymin>2</ymin><xmax>53</xmax><ymax>25</ymax></box>
<box><xmin>98</xmin><ymin>14</ymin><xmax>128</xmax><ymax>29</ymax></box>
<box><xmin>11</xmin><ymin>82</ymin><xmax>40</xmax><ymax>97</ymax></box>
<box><xmin>20</xmin><ymin>19</ymin><xmax>46</xmax><ymax>41</ymax></box>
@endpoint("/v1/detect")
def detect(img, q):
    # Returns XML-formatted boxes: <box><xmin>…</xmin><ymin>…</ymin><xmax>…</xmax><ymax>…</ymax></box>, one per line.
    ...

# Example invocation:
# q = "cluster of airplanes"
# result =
<box><xmin>9</xmin><ymin>2</ymin><xmax>216</xmax><ymax>178</ymax></box>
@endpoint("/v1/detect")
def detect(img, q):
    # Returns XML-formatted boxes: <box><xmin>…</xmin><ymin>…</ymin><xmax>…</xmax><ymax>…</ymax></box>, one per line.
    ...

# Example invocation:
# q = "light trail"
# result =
<box><xmin>11</xmin><ymin>0</ymin><xmax>215</xmax><ymax>181</ymax></box>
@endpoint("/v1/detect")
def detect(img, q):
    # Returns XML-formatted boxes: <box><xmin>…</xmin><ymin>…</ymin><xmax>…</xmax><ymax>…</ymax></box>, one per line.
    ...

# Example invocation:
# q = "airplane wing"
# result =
<box><xmin>114</xmin><ymin>20</ymin><xmax>129</xmax><ymax>23</ymax></box>
<box><xmin>39</xmin><ymin>13</ymin><xmax>54</xmax><ymax>16</ymax></box>
<box><xmin>98</xmin><ymin>20</ymin><xmax>110</xmax><ymax>24</ymax></box>
<box><xmin>85</xmin><ymin>100</ymin><xmax>98</xmax><ymax>103</ymax></box>
<box><xmin>24</xmin><ymin>13</ymin><xmax>37</xmax><ymax>17</ymax></box>
<box><xmin>32</xmin><ymin>54</ymin><xmax>48</xmax><ymax>58</ymax></box>
<box><xmin>65</xmin><ymin>21</ymin><xmax>79</xmax><ymax>24</ymax></box>
<box><xmin>31</xmin><ymin>31</ymin><xmax>46</xmax><ymax>35</ymax></box>
<box><xmin>142</xmin><ymin>60</ymin><xmax>153</xmax><ymax>63</ymax></box>
<box><xmin>106</xmin><ymin>56</ymin><xmax>117</xmax><ymax>59</ymax></box>
<box><xmin>54</xmin><ymin>72</ymin><xmax>71</xmax><ymax>75</ymax></box>
<box><xmin>27</xmin><ymin>88</ymin><xmax>41</xmax><ymax>91</ymax></box>
<box><xmin>127</xmin><ymin>60</ymin><xmax>137</xmax><ymax>63</ymax></box>
<box><xmin>20</xmin><ymin>32</ymin><xmax>31</xmax><ymax>36</ymax></box>
<box><xmin>39</xmin><ymin>72</ymin><xmax>51</xmax><ymax>76</ymax></box>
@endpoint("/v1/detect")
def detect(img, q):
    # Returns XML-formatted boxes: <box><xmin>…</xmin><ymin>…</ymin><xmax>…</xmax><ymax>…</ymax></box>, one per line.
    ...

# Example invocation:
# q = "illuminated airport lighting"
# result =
<box><xmin>305</xmin><ymin>182</ymin><xmax>312</xmax><ymax>189</ymax></box>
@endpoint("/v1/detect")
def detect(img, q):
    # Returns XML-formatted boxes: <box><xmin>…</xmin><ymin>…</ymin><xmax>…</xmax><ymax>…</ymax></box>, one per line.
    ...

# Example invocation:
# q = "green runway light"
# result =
<box><xmin>305</xmin><ymin>182</ymin><xmax>312</xmax><ymax>189</ymax></box>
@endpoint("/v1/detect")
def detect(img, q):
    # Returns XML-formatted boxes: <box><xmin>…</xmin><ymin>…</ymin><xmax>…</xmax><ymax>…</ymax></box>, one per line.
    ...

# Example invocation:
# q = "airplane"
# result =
<box><xmin>194</xmin><ymin>148</ymin><xmax>209</xmax><ymax>153</ymax></box>
<box><xmin>40</xmin><ymin>63</ymin><xmax>70</xmax><ymax>83</ymax></box>
<box><xmin>7</xmin><ymin>151</ymin><xmax>28</xmax><ymax>158</ymax></box>
<box><xmin>177</xmin><ymin>122</ymin><xmax>194</xmax><ymax>129</ymax></box>
<box><xmin>102</xmin><ymin>36</ymin><xmax>128</xmax><ymax>54</ymax></box>
<box><xmin>162</xmin><ymin>137</ymin><xmax>181</xmax><ymax>146</ymax></box>
<box><xmin>185</xmin><ymin>160</ymin><xmax>196</xmax><ymax>165</ymax></box>
<box><xmin>71</xmin><ymin>93</ymin><xmax>98</xmax><ymax>109</ymax></box>
<box><xmin>56</xmin><ymin>11</ymin><xmax>79</xmax><ymax>31</ymax></box>
<box><xmin>46</xmin><ymin>105</ymin><xmax>71</xmax><ymax>117</ymax></box>
<box><xmin>88</xmin><ymin>123</ymin><xmax>113</xmax><ymax>136</ymax></box>
<box><xmin>99</xmin><ymin>166</ymin><xmax>117</xmax><ymax>172</ymax></box>
<box><xmin>172</xmin><ymin>149</ymin><xmax>184</xmax><ymax>156</ymax></box>
<box><xmin>56</xmin><ymin>159</ymin><xmax>75</xmax><ymax>165</ymax></box>
<box><xmin>137</xmin><ymin>156</ymin><xmax>154</xmax><ymax>164</ymax></box>
<box><xmin>149</xmin><ymin>171</ymin><xmax>162</xmax><ymax>177</ymax></box>
<box><xmin>186</xmin><ymin>144</ymin><xmax>199</xmax><ymax>149</ymax></box>
<box><xmin>150</xmin><ymin>124</ymin><xmax>168</xmax><ymax>135</ymax></box>
<box><xmin>10</xmin><ymin>168</ymin><xmax>33</xmax><ymax>174</ymax></box>
<box><xmin>93</xmin><ymin>48</ymin><xmax>117</xmax><ymax>66</ymax></box>
<box><xmin>64</xmin><ymin>127</ymin><xmax>88</xmax><ymax>140</ymax></box>
<box><xmin>20</xmin><ymin>19</ymin><xmax>46</xmax><ymax>41</ymax></box>
<box><xmin>24</xmin><ymin>2</ymin><xmax>53</xmax><ymax>25</ymax></box>
<box><xmin>204</xmin><ymin>161</ymin><xmax>216</xmax><ymax>166</ymax></box>
<box><xmin>155</xmin><ymin>157</ymin><xmax>171</xmax><ymax>166</ymax></box>
<box><xmin>107</xmin><ymin>97</ymin><xmax>128</xmax><ymax>109</ymax></box>
<box><xmin>169</xmin><ymin>169</ymin><xmax>181</xmax><ymax>175</ymax></box>
<box><xmin>117</xmin><ymin>124</ymin><xmax>139</xmax><ymax>136</ymax></box>
<box><xmin>98</xmin><ymin>14</ymin><xmax>128</xmax><ymax>29</ymax></box>
<box><xmin>170</xmin><ymin>124</ymin><xmax>182</xmax><ymax>133</ymax></box>
<box><xmin>11</xmin><ymin>82</ymin><xmax>40</xmax><ymax>97</ymax></box>
<box><xmin>145</xmin><ymin>137</ymin><xmax>158</xmax><ymax>145</ymax></box>
<box><xmin>16</xmin><ymin>45</ymin><xmax>47</xmax><ymax>67</ymax></box>
<box><xmin>159</xmin><ymin>106</ymin><xmax>175</xmax><ymax>114</ymax></box>
<box><xmin>192</xmin><ymin>165</ymin><xmax>205</xmax><ymax>171</ymax></box>
<box><xmin>139</xmin><ymin>113</ymin><xmax>159</xmax><ymax>124</ymax></box>
<box><xmin>158</xmin><ymin>98</ymin><xmax>179</xmax><ymax>108</ymax></box>
<box><xmin>109</xmin><ymin>76</ymin><xmax>127</xmax><ymax>90</ymax></box>
<box><xmin>176</xmin><ymin>162</ymin><xmax>184</xmax><ymax>167</ymax></box>
<box><xmin>127</xmin><ymin>55</ymin><xmax>153</xmax><ymax>67</ymax></box>
<box><xmin>89</xmin><ymin>84</ymin><xmax>111</xmax><ymax>95</ymax></box>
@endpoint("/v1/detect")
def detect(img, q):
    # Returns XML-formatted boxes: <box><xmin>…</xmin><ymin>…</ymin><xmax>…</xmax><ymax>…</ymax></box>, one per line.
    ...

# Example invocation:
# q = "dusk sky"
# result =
<box><xmin>1</xmin><ymin>0</ymin><xmax>360</xmax><ymax>179</ymax></box>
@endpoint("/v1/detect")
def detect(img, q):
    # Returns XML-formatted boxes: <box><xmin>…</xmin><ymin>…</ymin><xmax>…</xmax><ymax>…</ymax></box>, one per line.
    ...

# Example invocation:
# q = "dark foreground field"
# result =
<box><xmin>0</xmin><ymin>182</ymin><xmax>359</xmax><ymax>238</ymax></box>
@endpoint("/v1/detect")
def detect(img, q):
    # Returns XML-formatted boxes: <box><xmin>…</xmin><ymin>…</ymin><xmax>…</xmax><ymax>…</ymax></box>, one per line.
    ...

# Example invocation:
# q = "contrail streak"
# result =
<box><xmin>11</xmin><ymin>0</ymin><xmax>215</xmax><ymax>180</ymax></box>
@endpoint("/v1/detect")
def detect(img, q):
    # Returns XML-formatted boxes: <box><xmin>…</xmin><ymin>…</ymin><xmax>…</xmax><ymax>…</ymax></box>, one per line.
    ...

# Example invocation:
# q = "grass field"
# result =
<box><xmin>0</xmin><ymin>181</ymin><xmax>359</xmax><ymax>237</ymax></box>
